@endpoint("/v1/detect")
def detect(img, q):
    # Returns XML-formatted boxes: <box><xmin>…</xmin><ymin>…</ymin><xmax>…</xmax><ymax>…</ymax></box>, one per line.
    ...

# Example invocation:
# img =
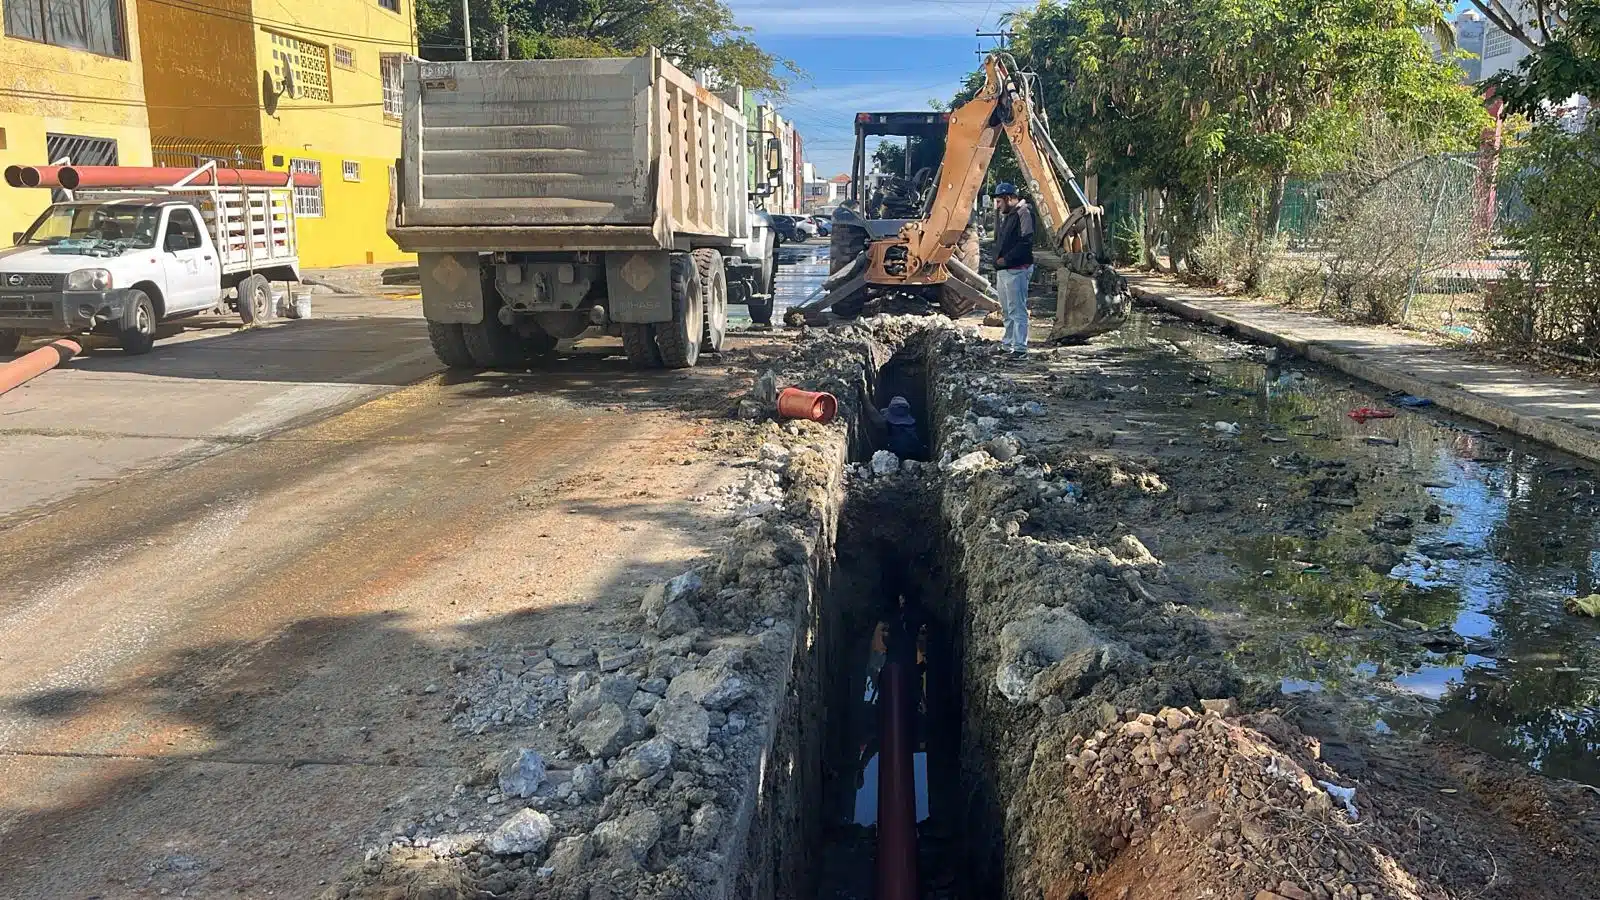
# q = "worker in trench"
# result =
<box><xmin>857</xmin><ymin>374</ymin><xmax>926</xmax><ymax>460</ymax></box>
<box><xmin>991</xmin><ymin>182</ymin><xmax>1036</xmax><ymax>356</ymax></box>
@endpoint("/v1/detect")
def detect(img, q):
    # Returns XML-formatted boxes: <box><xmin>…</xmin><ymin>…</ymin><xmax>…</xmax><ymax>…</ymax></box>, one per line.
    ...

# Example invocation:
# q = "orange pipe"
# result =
<box><xmin>0</xmin><ymin>339</ymin><xmax>81</xmax><ymax>397</ymax></box>
<box><xmin>6</xmin><ymin>165</ymin><xmax>320</xmax><ymax>190</ymax></box>
<box><xmin>777</xmin><ymin>386</ymin><xmax>838</xmax><ymax>424</ymax></box>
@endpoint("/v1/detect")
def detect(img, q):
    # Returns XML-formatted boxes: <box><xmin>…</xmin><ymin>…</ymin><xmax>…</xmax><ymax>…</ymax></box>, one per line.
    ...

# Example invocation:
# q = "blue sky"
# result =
<box><xmin>725</xmin><ymin>0</ymin><xmax>1038</xmax><ymax>176</ymax></box>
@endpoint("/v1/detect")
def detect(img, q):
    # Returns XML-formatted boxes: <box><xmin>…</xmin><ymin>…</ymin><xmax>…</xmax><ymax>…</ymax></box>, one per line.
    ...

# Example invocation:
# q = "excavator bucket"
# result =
<box><xmin>1049</xmin><ymin>268</ymin><xmax>1131</xmax><ymax>344</ymax></box>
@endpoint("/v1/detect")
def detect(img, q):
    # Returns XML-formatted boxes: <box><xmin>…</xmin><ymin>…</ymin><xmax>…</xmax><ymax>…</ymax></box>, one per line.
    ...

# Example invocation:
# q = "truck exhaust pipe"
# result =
<box><xmin>0</xmin><ymin>339</ymin><xmax>82</xmax><ymax>398</ymax></box>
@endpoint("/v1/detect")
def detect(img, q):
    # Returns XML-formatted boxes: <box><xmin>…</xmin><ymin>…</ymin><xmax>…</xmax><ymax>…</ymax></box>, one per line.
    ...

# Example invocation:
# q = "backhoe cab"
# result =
<box><xmin>788</xmin><ymin>53</ymin><xmax>1129</xmax><ymax>342</ymax></box>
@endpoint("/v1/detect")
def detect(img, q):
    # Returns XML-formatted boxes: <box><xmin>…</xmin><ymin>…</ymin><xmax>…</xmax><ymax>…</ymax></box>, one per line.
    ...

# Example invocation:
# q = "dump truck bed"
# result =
<box><xmin>391</xmin><ymin>52</ymin><xmax>749</xmax><ymax>252</ymax></box>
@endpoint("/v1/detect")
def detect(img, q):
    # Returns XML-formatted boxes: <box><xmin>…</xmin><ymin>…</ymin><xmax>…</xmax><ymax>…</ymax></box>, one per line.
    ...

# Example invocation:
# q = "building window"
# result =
<box><xmin>268</xmin><ymin>31</ymin><xmax>333</xmax><ymax>103</ymax></box>
<box><xmin>1484</xmin><ymin>26</ymin><xmax>1513</xmax><ymax>58</ymax></box>
<box><xmin>291</xmin><ymin>158</ymin><xmax>324</xmax><ymax>218</ymax></box>
<box><xmin>378</xmin><ymin>0</ymin><xmax>399</xmax><ymax>11</ymax></box>
<box><xmin>333</xmin><ymin>45</ymin><xmax>356</xmax><ymax>70</ymax></box>
<box><xmin>4</xmin><ymin>0</ymin><xmax>126</xmax><ymax>57</ymax></box>
<box><xmin>381</xmin><ymin>54</ymin><xmax>405</xmax><ymax>120</ymax></box>
<box><xmin>342</xmin><ymin>160</ymin><xmax>361</xmax><ymax>182</ymax></box>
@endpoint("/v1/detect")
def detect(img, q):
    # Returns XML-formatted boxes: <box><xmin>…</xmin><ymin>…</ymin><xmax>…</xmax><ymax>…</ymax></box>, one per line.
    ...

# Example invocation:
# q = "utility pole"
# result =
<box><xmin>498</xmin><ymin>21</ymin><xmax>509</xmax><ymax>59</ymax></box>
<box><xmin>461</xmin><ymin>0</ymin><xmax>473</xmax><ymax>60</ymax></box>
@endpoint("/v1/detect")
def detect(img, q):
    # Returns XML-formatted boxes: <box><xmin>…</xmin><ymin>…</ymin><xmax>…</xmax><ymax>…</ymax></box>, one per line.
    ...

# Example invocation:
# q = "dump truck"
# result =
<box><xmin>387</xmin><ymin>52</ymin><xmax>781</xmax><ymax>369</ymax></box>
<box><xmin>0</xmin><ymin>163</ymin><xmax>309</xmax><ymax>355</ymax></box>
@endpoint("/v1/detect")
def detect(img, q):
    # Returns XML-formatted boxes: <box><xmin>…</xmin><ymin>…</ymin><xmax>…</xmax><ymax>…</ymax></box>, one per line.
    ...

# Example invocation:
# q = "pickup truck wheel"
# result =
<box><xmin>0</xmin><ymin>331</ymin><xmax>20</xmax><ymax>355</ymax></box>
<box><xmin>654</xmin><ymin>252</ymin><xmax>702</xmax><ymax>368</ymax></box>
<box><xmin>621</xmin><ymin>324</ymin><xmax>663</xmax><ymax>369</ymax></box>
<box><xmin>118</xmin><ymin>290</ymin><xmax>158</xmax><ymax>355</ymax></box>
<box><xmin>462</xmin><ymin>297</ymin><xmax>523</xmax><ymax>368</ymax></box>
<box><xmin>239</xmin><ymin>274</ymin><xmax>275</xmax><ymax>325</ymax></box>
<box><xmin>426</xmin><ymin>321</ymin><xmax>474</xmax><ymax>368</ymax></box>
<box><xmin>692</xmin><ymin>248</ymin><xmax>728</xmax><ymax>353</ymax></box>
<box><xmin>748</xmin><ymin>234</ymin><xmax>777</xmax><ymax>326</ymax></box>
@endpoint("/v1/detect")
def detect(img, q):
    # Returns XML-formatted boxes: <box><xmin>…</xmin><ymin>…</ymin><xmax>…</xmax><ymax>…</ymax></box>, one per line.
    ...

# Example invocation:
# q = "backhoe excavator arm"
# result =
<box><xmin>897</xmin><ymin>53</ymin><xmax>1103</xmax><ymax>280</ymax></box>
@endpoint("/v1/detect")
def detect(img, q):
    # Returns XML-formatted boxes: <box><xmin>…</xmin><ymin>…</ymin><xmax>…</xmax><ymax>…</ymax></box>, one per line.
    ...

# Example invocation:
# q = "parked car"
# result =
<box><xmin>770</xmin><ymin>215</ymin><xmax>812</xmax><ymax>244</ymax></box>
<box><xmin>809</xmin><ymin>216</ymin><xmax>833</xmax><ymax>237</ymax></box>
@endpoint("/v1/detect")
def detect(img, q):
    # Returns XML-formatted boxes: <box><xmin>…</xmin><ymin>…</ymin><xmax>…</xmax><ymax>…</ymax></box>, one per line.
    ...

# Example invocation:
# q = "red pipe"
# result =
<box><xmin>8</xmin><ymin>166</ymin><xmax>320</xmax><ymax>190</ymax></box>
<box><xmin>876</xmin><ymin>620</ymin><xmax>919</xmax><ymax>900</ymax></box>
<box><xmin>0</xmin><ymin>339</ymin><xmax>82</xmax><ymax>397</ymax></box>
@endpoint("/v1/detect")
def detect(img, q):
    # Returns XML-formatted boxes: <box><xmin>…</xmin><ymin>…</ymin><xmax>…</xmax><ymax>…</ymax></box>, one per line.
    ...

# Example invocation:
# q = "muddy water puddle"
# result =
<box><xmin>1108</xmin><ymin>311</ymin><xmax>1600</xmax><ymax>784</ymax></box>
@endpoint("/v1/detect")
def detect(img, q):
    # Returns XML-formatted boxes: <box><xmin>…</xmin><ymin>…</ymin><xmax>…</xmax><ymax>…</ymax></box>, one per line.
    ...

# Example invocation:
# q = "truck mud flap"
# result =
<box><xmin>419</xmin><ymin>252</ymin><xmax>485</xmax><ymax>325</ymax></box>
<box><xmin>605</xmin><ymin>251</ymin><xmax>673</xmax><ymax>324</ymax></box>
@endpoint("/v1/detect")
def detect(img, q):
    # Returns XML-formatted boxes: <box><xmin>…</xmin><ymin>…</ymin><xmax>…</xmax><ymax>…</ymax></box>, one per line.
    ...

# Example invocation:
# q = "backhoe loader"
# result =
<box><xmin>785</xmin><ymin>53</ymin><xmax>1129</xmax><ymax>342</ymax></box>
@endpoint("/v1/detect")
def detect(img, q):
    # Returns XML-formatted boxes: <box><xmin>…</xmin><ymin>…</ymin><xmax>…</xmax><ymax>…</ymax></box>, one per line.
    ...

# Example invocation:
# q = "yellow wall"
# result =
<box><xmin>254</xmin><ymin>0</ymin><xmax>414</xmax><ymax>267</ymax></box>
<box><xmin>0</xmin><ymin>0</ymin><xmax>153</xmax><ymax>243</ymax></box>
<box><xmin>135</xmin><ymin>0</ymin><xmax>415</xmax><ymax>268</ymax></box>
<box><xmin>137</xmin><ymin>0</ymin><xmax>259</xmax><ymax>145</ymax></box>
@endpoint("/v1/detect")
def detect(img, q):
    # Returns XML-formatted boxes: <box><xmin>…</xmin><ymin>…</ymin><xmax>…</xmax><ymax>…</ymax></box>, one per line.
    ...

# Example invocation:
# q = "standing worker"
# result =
<box><xmin>991</xmin><ymin>182</ymin><xmax>1035</xmax><ymax>356</ymax></box>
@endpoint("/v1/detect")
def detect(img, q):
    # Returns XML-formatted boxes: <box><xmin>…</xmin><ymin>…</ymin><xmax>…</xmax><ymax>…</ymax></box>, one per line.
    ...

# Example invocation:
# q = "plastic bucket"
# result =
<box><xmin>289</xmin><ymin>289</ymin><xmax>313</xmax><ymax>320</ymax></box>
<box><xmin>776</xmin><ymin>387</ymin><xmax>838</xmax><ymax>424</ymax></box>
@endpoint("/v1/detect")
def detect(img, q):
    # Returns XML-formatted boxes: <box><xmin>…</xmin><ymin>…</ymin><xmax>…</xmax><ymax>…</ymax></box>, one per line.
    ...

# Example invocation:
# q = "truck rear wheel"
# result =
<box><xmin>828</xmin><ymin>224</ymin><xmax>869</xmax><ymax>319</ymax></box>
<box><xmin>654</xmin><ymin>252</ymin><xmax>702</xmax><ymax>369</ymax></box>
<box><xmin>427</xmin><ymin>321</ymin><xmax>474</xmax><ymax>368</ymax></box>
<box><xmin>692</xmin><ymin>248</ymin><xmax>728</xmax><ymax>353</ymax></box>
<box><xmin>118</xmin><ymin>290</ymin><xmax>158</xmax><ymax>355</ymax></box>
<box><xmin>239</xmin><ymin>274</ymin><xmax>275</xmax><ymax>326</ymax></box>
<box><xmin>748</xmin><ymin>234</ymin><xmax>776</xmax><ymax>326</ymax></box>
<box><xmin>462</xmin><ymin>297</ymin><xmax>524</xmax><ymax>368</ymax></box>
<box><xmin>0</xmin><ymin>331</ymin><xmax>20</xmax><ymax>355</ymax></box>
<box><xmin>621</xmin><ymin>324</ymin><xmax>663</xmax><ymax>369</ymax></box>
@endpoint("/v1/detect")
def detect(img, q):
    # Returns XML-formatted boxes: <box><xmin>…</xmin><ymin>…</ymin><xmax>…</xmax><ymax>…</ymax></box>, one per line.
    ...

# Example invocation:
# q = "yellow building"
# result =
<box><xmin>0</xmin><ymin>0</ymin><xmax>155</xmax><ymax>243</ymax></box>
<box><xmin>137</xmin><ymin>0</ymin><xmax>417</xmax><ymax>268</ymax></box>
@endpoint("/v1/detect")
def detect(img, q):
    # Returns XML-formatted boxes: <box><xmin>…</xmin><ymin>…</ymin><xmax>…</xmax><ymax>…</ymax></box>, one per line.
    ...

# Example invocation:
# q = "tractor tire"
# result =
<box><xmin>239</xmin><ymin>274</ymin><xmax>274</xmax><ymax>326</ymax></box>
<box><xmin>654</xmin><ymin>252</ymin><xmax>702</xmax><ymax>368</ymax></box>
<box><xmin>939</xmin><ymin>223</ymin><xmax>982</xmax><ymax>318</ymax></box>
<box><xmin>462</xmin><ymin>295</ymin><xmax>524</xmax><ymax>368</ymax></box>
<box><xmin>828</xmin><ymin>223</ymin><xmax>869</xmax><ymax>319</ymax></box>
<box><xmin>0</xmin><ymin>330</ymin><xmax>21</xmax><ymax>355</ymax></box>
<box><xmin>621</xmin><ymin>323</ymin><xmax>664</xmax><ymax>369</ymax></box>
<box><xmin>427</xmin><ymin>320</ymin><xmax>474</xmax><ymax>368</ymax></box>
<box><xmin>118</xmin><ymin>290</ymin><xmax>158</xmax><ymax>355</ymax></box>
<box><xmin>693</xmin><ymin>248</ymin><xmax>728</xmax><ymax>353</ymax></box>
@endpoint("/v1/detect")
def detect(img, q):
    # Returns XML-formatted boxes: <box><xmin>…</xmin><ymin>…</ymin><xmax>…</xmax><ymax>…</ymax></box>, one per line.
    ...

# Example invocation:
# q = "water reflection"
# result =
<box><xmin>1114</xmin><ymin>312</ymin><xmax>1600</xmax><ymax>783</ymax></box>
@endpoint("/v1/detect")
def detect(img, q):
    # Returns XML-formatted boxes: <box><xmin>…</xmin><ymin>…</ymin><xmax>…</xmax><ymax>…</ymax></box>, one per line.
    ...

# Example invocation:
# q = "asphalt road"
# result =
<box><xmin>0</xmin><ymin>297</ymin><xmax>764</xmax><ymax>895</ymax></box>
<box><xmin>0</xmin><ymin>295</ymin><xmax>439</xmax><ymax>519</ymax></box>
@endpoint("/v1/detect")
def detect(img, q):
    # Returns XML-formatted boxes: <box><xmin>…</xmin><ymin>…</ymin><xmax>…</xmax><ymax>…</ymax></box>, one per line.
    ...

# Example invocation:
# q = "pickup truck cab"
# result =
<box><xmin>2</xmin><ymin>173</ymin><xmax>303</xmax><ymax>355</ymax></box>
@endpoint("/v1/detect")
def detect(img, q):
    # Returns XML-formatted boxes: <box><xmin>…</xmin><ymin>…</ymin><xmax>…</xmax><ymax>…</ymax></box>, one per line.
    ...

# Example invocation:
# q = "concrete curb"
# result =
<box><xmin>1130</xmin><ymin>284</ymin><xmax>1600</xmax><ymax>466</ymax></box>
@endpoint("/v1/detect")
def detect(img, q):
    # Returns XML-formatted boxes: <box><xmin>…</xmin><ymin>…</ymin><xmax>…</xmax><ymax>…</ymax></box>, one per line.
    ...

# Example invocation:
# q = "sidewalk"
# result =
<box><xmin>1126</xmin><ymin>273</ymin><xmax>1600</xmax><ymax>464</ymax></box>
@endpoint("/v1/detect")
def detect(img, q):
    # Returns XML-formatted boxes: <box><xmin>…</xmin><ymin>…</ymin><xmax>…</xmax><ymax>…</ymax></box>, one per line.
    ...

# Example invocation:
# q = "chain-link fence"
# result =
<box><xmin>1109</xmin><ymin>151</ymin><xmax>1527</xmax><ymax>342</ymax></box>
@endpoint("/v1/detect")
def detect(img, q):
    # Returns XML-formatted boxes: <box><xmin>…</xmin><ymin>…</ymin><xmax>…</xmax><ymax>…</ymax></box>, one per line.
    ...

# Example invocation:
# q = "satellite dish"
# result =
<box><xmin>282</xmin><ymin>67</ymin><xmax>298</xmax><ymax>100</ymax></box>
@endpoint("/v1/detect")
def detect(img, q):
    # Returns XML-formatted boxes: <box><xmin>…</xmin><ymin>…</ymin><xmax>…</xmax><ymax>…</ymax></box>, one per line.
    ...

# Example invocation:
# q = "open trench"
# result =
<box><xmin>734</xmin><ymin>306</ymin><xmax>1600</xmax><ymax>900</ymax></box>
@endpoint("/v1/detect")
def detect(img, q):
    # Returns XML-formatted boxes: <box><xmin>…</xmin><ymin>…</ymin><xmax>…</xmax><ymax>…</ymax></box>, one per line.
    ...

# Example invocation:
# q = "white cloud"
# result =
<box><xmin>727</xmin><ymin>0</ymin><xmax>1033</xmax><ymax>37</ymax></box>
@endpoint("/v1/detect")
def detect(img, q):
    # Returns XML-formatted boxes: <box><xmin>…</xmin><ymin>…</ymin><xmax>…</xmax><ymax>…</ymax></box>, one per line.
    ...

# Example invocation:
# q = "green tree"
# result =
<box><xmin>1005</xmin><ymin>0</ymin><xmax>1488</xmax><ymax>270</ymax></box>
<box><xmin>417</xmin><ymin>0</ymin><xmax>795</xmax><ymax>95</ymax></box>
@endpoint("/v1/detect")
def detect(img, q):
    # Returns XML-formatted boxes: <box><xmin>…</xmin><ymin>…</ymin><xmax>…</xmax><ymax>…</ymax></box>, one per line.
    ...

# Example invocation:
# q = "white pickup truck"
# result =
<box><xmin>0</xmin><ymin>169</ymin><xmax>303</xmax><ymax>355</ymax></box>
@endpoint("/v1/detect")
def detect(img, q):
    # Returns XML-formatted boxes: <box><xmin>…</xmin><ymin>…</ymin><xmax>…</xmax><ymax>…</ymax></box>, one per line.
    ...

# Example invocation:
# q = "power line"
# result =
<box><xmin>137</xmin><ymin>0</ymin><xmax>439</xmax><ymax>49</ymax></box>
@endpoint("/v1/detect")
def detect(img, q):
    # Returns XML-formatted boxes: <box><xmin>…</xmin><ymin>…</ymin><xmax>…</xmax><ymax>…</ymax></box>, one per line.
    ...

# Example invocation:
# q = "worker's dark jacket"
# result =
<box><xmin>886</xmin><ymin>422</ymin><xmax>924</xmax><ymax>458</ymax></box>
<box><xmin>994</xmin><ymin>203</ymin><xmax>1035</xmax><ymax>270</ymax></box>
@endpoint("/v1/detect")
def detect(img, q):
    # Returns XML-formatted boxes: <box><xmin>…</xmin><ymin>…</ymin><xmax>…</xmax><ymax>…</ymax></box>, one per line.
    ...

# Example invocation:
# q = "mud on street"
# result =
<box><xmin>1</xmin><ymin>259</ymin><xmax>1598</xmax><ymax>900</ymax></box>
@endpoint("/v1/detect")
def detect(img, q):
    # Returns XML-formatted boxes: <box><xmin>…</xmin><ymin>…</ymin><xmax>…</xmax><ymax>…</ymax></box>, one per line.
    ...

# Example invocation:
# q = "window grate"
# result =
<box><xmin>333</xmin><ymin>45</ymin><xmax>355</xmax><ymax>70</ymax></box>
<box><xmin>269</xmin><ymin>31</ymin><xmax>333</xmax><ymax>103</ymax></box>
<box><xmin>342</xmin><ymin>161</ymin><xmax>361</xmax><ymax>182</ymax></box>
<box><xmin>46</xmin><ymin>133</ymin><xmax>117</xmax><ymax>202</ymax></box>
<box><xmin>291</xmin><ymin>158</ymin><xmax>324</xmax><ymax>217</ymax></box>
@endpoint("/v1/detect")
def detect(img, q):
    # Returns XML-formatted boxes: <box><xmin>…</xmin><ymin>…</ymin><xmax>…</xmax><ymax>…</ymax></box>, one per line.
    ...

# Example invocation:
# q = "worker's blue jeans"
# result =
<box><xmin>996</xmin><ymin>265</ymin><xmax>1034</xmax><ymax>352</ymax></box>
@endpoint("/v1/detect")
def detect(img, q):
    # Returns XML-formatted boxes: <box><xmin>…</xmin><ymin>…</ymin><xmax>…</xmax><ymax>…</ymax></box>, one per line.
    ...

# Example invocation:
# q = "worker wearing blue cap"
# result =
<box><xmin>991</xmin><ymin>182</ymin><xmax>1035</xmax><ymax>355</ymax></box>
